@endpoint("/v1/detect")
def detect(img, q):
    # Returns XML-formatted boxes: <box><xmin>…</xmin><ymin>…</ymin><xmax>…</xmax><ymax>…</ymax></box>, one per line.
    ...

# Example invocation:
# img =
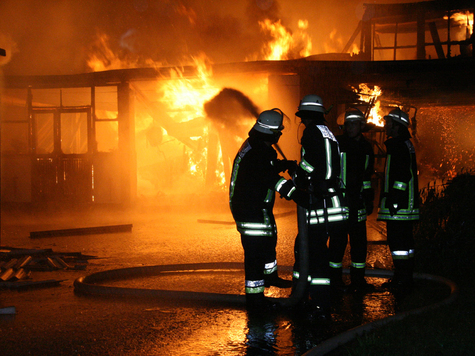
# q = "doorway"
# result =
<box><xmin>31</xmin><ymin>107</ymin><xmax>93</xmax><ymax>203</ymax></box>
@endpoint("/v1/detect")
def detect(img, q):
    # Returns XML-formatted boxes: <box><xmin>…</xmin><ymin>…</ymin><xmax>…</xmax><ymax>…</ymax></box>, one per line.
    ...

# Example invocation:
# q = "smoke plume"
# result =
<box><xmin>0</xmin><ymin>0</ymin><xmax>403</xmax><ymax>76</ymax></box>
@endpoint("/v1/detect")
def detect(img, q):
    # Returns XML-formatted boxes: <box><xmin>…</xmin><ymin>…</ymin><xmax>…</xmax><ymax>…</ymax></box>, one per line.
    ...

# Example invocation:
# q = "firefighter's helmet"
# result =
<box><xmin>296</xmin><ymin>94</ymin><xmax>325</xmax><ymax>115</ymax></box>
<box><xmin>344</xmin><ymin>108</ymin><xmax>365</xmax><ymax>122</ymax></box>
<box><xmin>253</xmin><ymin>108</ymin><xmax>284</xmax><ymax>134</ymax></box>
<box><xmin>384</xmin><ymin>108</ymin><xmax>409</xmax><ymax>127</ymax></box>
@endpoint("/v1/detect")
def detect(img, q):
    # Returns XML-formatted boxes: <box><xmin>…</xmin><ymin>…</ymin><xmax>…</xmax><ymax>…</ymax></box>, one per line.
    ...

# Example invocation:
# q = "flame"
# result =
<box><xmin>87</xmin><ymin>18</ymin><xmax>316</xmax><ymax>195</ymax></box>
<box><xmin>297</xmin><ymin>19</ymin><xmax>313</xmax><ymax>57</ymax></box>
<box><xmin>87</xmin><ymin>33</ymin><xmax>157</xmax><ymax>72</ymax></box>
<box><xmin>159</xmin><ymin>53</ymin><xmax>219</xmax><ymax>122</ymax></box>
<box><xmin>87</xmin><ymin>34</ymin><xmax>125</xmax><ymax>72</ymax></box>
<box><xmin>157</xmin><ymin>53</ymin><xmax>225</xmax><ymax>188</ymax></box>
<box><xmin>446</xmin><ymin>11</ymin><xmax>474</xmax><ymax>36</ymax></box>
<box><xmin>349</xmin><ymin>43</ymin><xmax>360</xmax><ymax>56</ymax></box>
<box><xmin>86</xmin><ymin>34</ymin><xmax>230</xmax><ymax>194</ymax></box>
<box><xmin>175</xmin><ymin>4</ymin><xmax>197</xmax><ymax>25</ymax></box>
<box><xmin>353</xmin><ymin>84</ymin><xmax>384</xmax><ymax>126</ymax></box>
<box><xmin>257</xmin><ymin>19</ymin><xmax>312</xmax><ymax>60</ymax></box>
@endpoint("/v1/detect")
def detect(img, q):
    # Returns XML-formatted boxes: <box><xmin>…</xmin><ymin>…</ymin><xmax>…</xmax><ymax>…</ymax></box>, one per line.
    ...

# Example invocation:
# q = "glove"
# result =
<box><xmin>386</xmin><ymin>194</ymin><xmax>399</xmax><ymax>216</ymax></box>
<box><xmin>389</xmin><ymin>204</ymin><xmax>398</xmax><ymax>216</ymax></box>
<box><xmin>275</xmin><ymin>159</ymin><xmax>288</xmax><ymax>173</ymax></box>
<box><xmin>276</xmin><ymin>179</ymin><xmax>311</xmax><ymax>208</ymax></box>
<box><xmin>293</xmin><ymin>166</ymin><xmax>310</xmax><ymax>190</ymax></box>
<box><xmin>286</xmin><ymin>160</ymin><xmax>298</xmax><ymax>176</ymax></box>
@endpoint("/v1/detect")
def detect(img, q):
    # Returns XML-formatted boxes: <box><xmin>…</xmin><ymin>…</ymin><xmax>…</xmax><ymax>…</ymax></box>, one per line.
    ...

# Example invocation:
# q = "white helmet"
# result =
<box><xmin>384</xmin><ymin>108</ymin><xmax>409</xmax><ymax>127</ymax></box>
<box><xmin>253</xmin><ymin>108</ymin><xmax>284</xmax><ymax>134</ymax></box>
<box><xmin>345</xmin><ymin>108</ymin><xmax>365</xmax><ymax>122</ymax></box>
<box><xmin>297</xmin><ymin>94</ymin><xmax>325</xmax><ymax>114</ymax></box>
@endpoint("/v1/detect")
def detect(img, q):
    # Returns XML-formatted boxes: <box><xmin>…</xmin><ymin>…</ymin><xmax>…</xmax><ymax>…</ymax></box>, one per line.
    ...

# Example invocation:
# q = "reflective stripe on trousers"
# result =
<box><xmin>264</xmin><ymin>259</ymin><xmax>277</xmax><ymax>275</ymax></box>
<box><xmin>293</xmin><ymin>271</ymin><xmax>331</xmax><ymax>286</ymax></box>
<box><xmin>351</xmin><ymin>261</ymin><xmax>366</xmax><ymax>269</ymax></box>
<box><xmin>392</xmin><ymin>249</ymin><xmax>415</xmax><ymax>260</ymax></box>
<box><xmin>245</xmin><ymin>279</ymin><xmax>265</xmax><ymax>294</ymax></box>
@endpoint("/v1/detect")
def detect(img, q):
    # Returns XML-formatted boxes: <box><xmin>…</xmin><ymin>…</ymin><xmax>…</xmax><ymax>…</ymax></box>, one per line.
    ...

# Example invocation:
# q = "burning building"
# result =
<box><xmin>1</xmin><ymin>0</ymin><xmax>474</xmax><ymax>207</ymax></box>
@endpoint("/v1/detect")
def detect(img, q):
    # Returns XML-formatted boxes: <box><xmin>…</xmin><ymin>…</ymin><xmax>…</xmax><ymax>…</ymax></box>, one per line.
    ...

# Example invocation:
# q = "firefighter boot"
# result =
<box><xmin>309</xmin><ymin>285</ymin><xmax>332</xmax><ymax>320</ymax></box>
<box><xmin>400</xmin><ymin>258</ymin><xmax>415</xmax><ymax>293</ymax></box>
<box><xmin>382</xmin><ymin>259</ymin><xmax>413</xmax><ymax>294</ymax></box>
<box><xmin>330</xmin><ymin>267</ymin><xmax>347</xmax><ymax>293</ymax></box>
<box><xmin>382</xmin><ymin>259</ymin><xmax>403</xmax><ymax>289</ymax></box>
<box><xmin>290</xmin><ymin>277</ymin><xmax>310</xmax><ymax>311</ymax></box>
<box><xmin>348</xmin><ymin>266</ymin><xmax>374</xmax><ymax>293</ymax></box>
<box><xmin>264</xmin><ymin>271</ymin><xmax>292</xmax><ymax>288</ymax></box>
<box><xmin>245</xmin><ymin>293</ymin><xmax>277</xmax><ymax>313</ymax></box>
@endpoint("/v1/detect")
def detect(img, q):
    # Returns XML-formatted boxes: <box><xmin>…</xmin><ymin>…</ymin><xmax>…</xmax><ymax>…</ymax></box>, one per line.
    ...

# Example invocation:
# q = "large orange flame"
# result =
<box><xmin>159</xmin><ymin>53</ymin><xmax>219</xmax><ymax>122</ymax></box>
<box><xmin>85</xmin><ymin>13</ymin><xmax>315</xmax><ymax>196</ymax></box>
<box><xmin>353</xmin><ymin>84</ymin><xmax>384</xmax><ymax>126</ymax></box>
<box><xmin>447</xmin><ymin>11</ymin><xmax>474</xmax><ymax>36</ymax></box>
<box><xmin>256</xmin><ymin>19</ymin><xmax>312</xmax><ymax>60</ymax></box>
<box><xmin>157</xmin><ymin>53</ymin><xmax>225</xmax><ymax>188</ymax></box>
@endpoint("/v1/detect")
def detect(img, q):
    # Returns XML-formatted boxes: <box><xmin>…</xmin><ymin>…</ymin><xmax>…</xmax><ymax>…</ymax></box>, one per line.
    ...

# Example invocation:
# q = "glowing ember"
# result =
<box><xmin>353</xmin><ymin>84</ymin><xmax>384</xmax><ymax>126</ymax></box>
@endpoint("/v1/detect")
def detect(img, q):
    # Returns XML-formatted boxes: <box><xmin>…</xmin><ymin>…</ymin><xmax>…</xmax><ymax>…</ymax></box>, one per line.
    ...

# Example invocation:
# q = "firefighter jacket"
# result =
<box><xmin>229</xmin><ymin>136</ymin><xmax>305</xmax><ymax>237</ymax></box>
<box><xmin>337</xmin><ymin>133</ymin><xmax>375</xmax><ymax>222</ymax></box>
<box><xmin>377</xmin><ymin>133</ymin><xmax>420</xmax><ymax>221</ymax></box>
<box><xmin>298</xmin><ymin>123</ymin><xmax>349</xmax><ymax>225</ymax></box>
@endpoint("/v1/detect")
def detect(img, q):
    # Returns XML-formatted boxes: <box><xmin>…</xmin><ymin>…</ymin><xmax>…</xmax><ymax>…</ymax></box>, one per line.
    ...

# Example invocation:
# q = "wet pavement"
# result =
<box><xmin>0</xmin><ymin>199</ymin><xmax>450</xmax><ymax>355</ymax></box>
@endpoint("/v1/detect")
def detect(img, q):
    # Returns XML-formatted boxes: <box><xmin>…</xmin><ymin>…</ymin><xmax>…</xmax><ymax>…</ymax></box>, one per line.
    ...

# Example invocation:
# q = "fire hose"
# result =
<box><xmin>274</xmin><ymin>171</ymin><xmax>312</xmax><ymax>308</ymax></box>
<box><xmin>275</xmin><ymin>203</ymin><xmax>309</xmax><ymax>308</ymax></box>
<box><xmin>273</xmin><ymin>143</ymin><xmax>287</xmax><ymax>160</ymax></box>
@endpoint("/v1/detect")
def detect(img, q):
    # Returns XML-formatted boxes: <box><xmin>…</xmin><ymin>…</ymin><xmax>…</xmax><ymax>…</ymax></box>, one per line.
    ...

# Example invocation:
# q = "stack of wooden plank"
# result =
<box><xmin>0</xmin><ymin>247</ymin><xmax>96</xmax><ymax>290</ymax></box>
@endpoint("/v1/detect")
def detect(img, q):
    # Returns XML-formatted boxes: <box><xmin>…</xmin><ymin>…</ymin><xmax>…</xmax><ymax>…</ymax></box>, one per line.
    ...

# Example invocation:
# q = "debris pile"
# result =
<box><xmin>0</xmin><ymin>247</ymin><xmax>96</xmax><ymax>290</ymax></box>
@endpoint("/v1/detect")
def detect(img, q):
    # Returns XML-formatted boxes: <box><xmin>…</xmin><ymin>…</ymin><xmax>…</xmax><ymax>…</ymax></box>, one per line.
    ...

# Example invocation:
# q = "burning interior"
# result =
<box><xmin>1</xmin><ymin>0</ymin><xmax>475</xmax><ymax>207</ymax></box>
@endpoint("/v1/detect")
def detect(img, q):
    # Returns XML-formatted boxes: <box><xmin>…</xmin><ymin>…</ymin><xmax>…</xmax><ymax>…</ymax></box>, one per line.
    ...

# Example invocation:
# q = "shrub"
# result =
<box><xmin>415</xmin><ymin>172</ymin><xmax>475</xmax><ymax>281</ymax></box>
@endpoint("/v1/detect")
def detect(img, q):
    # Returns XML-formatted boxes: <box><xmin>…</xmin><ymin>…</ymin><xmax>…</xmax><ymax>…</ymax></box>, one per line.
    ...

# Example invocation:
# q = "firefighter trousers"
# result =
<box><xmin>328</xmin><ymin>215</ymin><xmax>368</xmax><ymax>271</ymax></box>
<box><xmin>241</xmin><ymin>233</ymin><xmax>277</xmax><ymax>295</ymax></box>
<box><xmin>386</xmin><ymin>220</ymin><xmax>415</xmax><ymax>282</ymax></box>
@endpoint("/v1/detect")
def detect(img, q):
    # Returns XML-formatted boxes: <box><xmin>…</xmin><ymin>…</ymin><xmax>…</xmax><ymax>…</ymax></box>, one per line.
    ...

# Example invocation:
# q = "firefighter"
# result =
<box><xmin>292</xmin><ymin>95</ymin><xmax>349</xmax><ymax>315</ymax></box>
<box><xmin>229</xmin><ymin>108</ymin><xmax>308</xmax><ymax>310</ymax></box>
<box><xmin>378</xmin><ymin>108</ymin><xmax>420</xmax><ymax>293</ymax></box>
<box><xmin>329</xmin><ymin>108</ymin><xmax>375</xmax><ymax>293</ymax></box>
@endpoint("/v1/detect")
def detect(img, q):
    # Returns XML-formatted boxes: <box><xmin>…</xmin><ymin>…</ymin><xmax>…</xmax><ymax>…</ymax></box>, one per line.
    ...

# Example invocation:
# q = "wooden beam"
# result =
<box><xmin>429</xmin><ymin>21</ymin><xmax>446</xmax><ymax>59</ymax></box>
<box><xmin>342</xmin><ymin>21</ymin><xmax>362</xmax><ymax>53</ymax></box>
<box><xmin>417</xmin><ymin>11</ymin><xmax>426</xmax><ymax>60</ymax></box>
<box><xmin>29</xmin><ymin>224</ymin><xmax>133</xmax><ymax>238</ymax></box>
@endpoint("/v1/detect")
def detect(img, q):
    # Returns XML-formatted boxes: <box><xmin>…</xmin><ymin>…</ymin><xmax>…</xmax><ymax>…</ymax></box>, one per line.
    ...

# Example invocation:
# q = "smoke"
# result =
<box><xmin>204</xmin><ymin>88</ymin><xmax>260</xmax><ymax>191</ymax></box>
<box><xmin>204</xmin><ymin>87</ymin><xmax>259</xmax><ymax>128</ymax></box>
<box><xmin>0</xmin><ymin>33</ymin><xmax>16</xmax><ymax>68</ymax></box>
<box><xmin>0</xmin><ymin>0</ymin><xmax>414</xmax><ymax>76</ymax></box>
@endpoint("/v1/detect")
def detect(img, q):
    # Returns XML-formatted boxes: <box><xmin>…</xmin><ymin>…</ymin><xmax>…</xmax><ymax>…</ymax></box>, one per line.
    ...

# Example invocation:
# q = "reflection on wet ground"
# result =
<box><xmin>88</xmin><ymin>267</ymin><xmax>449</xmax><ymax>355</ymax></box>
<box><xmin>0</xmin><ymin>203</ymin><xmax>451</xmax><ymax>355</ymax></box>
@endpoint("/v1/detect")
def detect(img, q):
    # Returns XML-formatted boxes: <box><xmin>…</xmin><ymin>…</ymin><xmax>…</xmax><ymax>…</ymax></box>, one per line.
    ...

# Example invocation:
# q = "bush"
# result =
<box><xmin>415</xmin><ymin>172</ymin><xmax>475</xmax><ymax>281</ymax></box>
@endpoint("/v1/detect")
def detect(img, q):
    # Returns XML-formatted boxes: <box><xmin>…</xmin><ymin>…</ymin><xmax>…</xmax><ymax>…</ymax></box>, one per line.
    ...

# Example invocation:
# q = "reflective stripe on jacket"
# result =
<box><xmin>230</xmin><ymin>136</ymin><xmax>299</xmax><ymax>234</ymax></box>
<box><xmin>378</xmin><ymin>136</ymin><xmax>420</xmax><ymax>221</ymax></box>
<box><xmin>300</xmin><ymin>124</ymin><xmax>349</xmax><ymax>225</ymax></box>
<box><xmin>337</xmin><ymin>133</ymin><xmax>375</xmax><ymax>222</ymax></box>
